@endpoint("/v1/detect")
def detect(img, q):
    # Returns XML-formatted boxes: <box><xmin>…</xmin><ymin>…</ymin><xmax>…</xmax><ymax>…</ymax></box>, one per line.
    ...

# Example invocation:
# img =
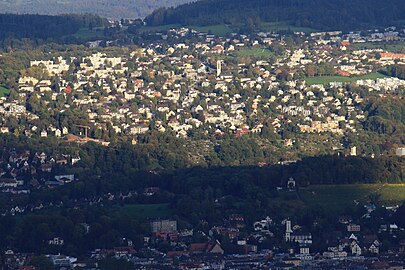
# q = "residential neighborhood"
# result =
<box><xmin>4</xmin><ymin>201</ymin><xmax>405</xmax><ymax>269</ymax></box>
<box><xmin>0</xmin><ymin>17</ymin><xmax>405</xmax><ymax>270</ymax></box>
<box><xmin>2</xmin><ymin>26</ymin><xmax>404</xmax><ymax>161</ymax></box>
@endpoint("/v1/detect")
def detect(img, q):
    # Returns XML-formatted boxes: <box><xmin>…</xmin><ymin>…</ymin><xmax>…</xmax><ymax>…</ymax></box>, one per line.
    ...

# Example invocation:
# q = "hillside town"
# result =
<box><xmin>0</xmin><ymin>24</ymin><xmax>403</xmax><ymax>269</ymax></box>
<box><xmin>0</xmin><ymin>26</ymin><xmax>404</xmax><ymax>204</ymax></box>
<box><xmin>1</xmin><ymin>25</ymin><xmax>404</xmax><ymax>160</ymax></box>
<box><xmin>1</xmin><ymin>0</ymin><xmax>405</xmax><ymax>268</ymax></box>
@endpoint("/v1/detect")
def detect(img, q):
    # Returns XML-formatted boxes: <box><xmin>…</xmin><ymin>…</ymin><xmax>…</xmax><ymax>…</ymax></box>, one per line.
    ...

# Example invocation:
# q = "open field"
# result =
<box><xmin>300</xmin><ymin>184</ymin><xmax>405</xmax><ymax>212</ymax></box>
<box><xmin>140</xmin><ymin>24</ymin><xmax>182</xmax><ymax>33</ymax></box>
<box><xmin>235</xmin><ymin>47</ymin><xmax>275</xmax><ymax>59</ymax></box>
<box><xmin>111</xmin><ymin>203</ymin><xmax>173</xmax><ymax>219</ymax></box>
<box><xmin>260</xmin><ymin>22</ymin><xmax>318</xmax><ymax>33</ymax></box>
<box><xmin>191</xmin><ymin>24</ymin><xmax>233</xmax><ymax>36</ymax></box>
<box><xmin>305</xmin><ymin>72</ymin><xmax>387</xmax><ymax>85</ymax></box>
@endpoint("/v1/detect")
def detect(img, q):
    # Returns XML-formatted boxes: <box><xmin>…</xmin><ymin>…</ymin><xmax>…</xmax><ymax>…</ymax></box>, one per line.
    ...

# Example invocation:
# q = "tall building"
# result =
<box><xmin>285</xmin><ymin>220</ymin><xmax>293</xmax><ymax>241</ymax></box>
<box><xmin>350</xmin><ymin>146</ymin><xmax>357</xmax><ymax>156</ymax></box>
<box><xmin>396</xmin><ymin>147</ymin><xmax>405</xmax><ymax>156</ymax></box>
<box><xmin>216</xmin><ymin>60</ymin><xmax>222</xmax><ymax>77</ymax></box>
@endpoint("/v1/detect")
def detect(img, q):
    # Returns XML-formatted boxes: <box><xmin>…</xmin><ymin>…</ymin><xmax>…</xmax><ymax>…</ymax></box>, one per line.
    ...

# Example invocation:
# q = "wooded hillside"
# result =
<box><xmin>146</xmin><ymin>0</ymin><xmax>405</xmax><ymax>30</ymax></box>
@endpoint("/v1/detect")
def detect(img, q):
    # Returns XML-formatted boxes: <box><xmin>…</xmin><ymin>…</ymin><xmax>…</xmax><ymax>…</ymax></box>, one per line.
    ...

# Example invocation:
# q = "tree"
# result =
<box><xmin>30</xmin><ymin>256</ymin><xmax>54</xmax><ymax>270</ymax></box>
<box><xmin>305</xmin><ymin>64</ymin><xmax>316</xmax><ymax>77</ymax></box>
<box><xmin>27</xmin><ymin>94</ymin><xmax>41</xmax><ymax>113</ymax></box>
<box><xmin>368</xmin><ymin>193</ymin><xmax>381</xmax><ymax>205</ymax></box>
<box><xmin>99</xmin><ymin>257</ymin><xmax>133</xmax><ymax>270</ymax></box>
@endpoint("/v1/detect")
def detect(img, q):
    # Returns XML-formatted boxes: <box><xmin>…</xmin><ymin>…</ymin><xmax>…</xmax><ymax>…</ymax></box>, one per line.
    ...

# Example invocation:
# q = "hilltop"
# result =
<box><xmin>145</xmin><ymin>0</ymin><xmax>405</xmax><ymax>31</ymax></box>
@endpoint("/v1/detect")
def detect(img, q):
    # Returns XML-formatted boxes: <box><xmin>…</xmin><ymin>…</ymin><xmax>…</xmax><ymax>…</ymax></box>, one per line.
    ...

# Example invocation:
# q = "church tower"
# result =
<box><xmin>285</xmin><ymin>219</ymin><xmax>293</xmax><ymax>242</ymax></box>
<box><xmin>216</xmin><ymin>60</ymin><xmax>222</xmax><ymax>77</ymax></box>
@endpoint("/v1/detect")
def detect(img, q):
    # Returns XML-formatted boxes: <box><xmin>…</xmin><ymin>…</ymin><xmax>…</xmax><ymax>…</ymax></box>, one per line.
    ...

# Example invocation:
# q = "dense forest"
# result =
<box><xmin>0</xmin><ymin>0</ymin><xmax>192</xmax><ymax>20</ymax></box>
<box><xmin>384</xmin><ymin>64</ymin><xmax>405</xmax><ymax>80</ymax></box>
<box><xmin>363</xmin><ymin>97</ymin><xmax>405</xmax><ymax>139</ymax></box>
<box><xmin>145</xmin><ymin>0</ymin><xmax>405</xmax><ymax>30</ymax></box>
<box><xmin>0</xmin><ymin>14</ymin><xmax>107</xmax><ymax>41</ymax></box>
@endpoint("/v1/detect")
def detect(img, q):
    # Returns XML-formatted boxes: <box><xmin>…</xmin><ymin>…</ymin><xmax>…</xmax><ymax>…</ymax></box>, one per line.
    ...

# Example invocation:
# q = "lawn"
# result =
<box><xmin>0</xmin><ymin>85</ymin><xmax>10</xmax><ymax>97</ymax></box>
<box><xmin>260</xmin><ymin>21</ymin><xmax>318</xmax><ymax>33</ymax></box>
<box><xmin>378</xmin><ymin>184</ymin><xmax>405</xmax><ymax>204</ymax></box>
<box><xmin>111</xmin><ymin>203</ymin><xmax>173</xmax><ymax>219</ymax></box>
<box><xmin>305</xmin><ymin>72</ymin><xmax>387</xmax><ymax>85</ymax></box>
<box><xmin>300</xmin><ymin>184</ymin><xmax>405</xmax><ymax>213</ymax></box>
<box><xmin>235</xmin><ymin>47</ymin><xmax>275</xmax><ymax>59</ymax></box>
<box><xmin>191</xmin><ymin>24</ymin><xmax>233</xmax><ymax>36</ymax></box>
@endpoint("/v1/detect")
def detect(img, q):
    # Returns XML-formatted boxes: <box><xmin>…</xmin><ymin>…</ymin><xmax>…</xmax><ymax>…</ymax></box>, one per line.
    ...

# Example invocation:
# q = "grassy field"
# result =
<box><xmin>300</xmin><ymin>184</ymin><xmax>405</xmax><ymax>212</ymax></box>
<box><xmin>0</xmin><ymin>85</ymin><xmax>10</xmax><ymax>97</ymax></box>
<box><xmin>235</xmin><ymin>47</ymin><xmax>275</xmax><ymax>59</ymax></box>
<box><xmin>260</xmin><ymin>22</ymin><xmax>318</xmax><ymax>33</ymax></box>
<box><xmin>111</xmin><ymin>203</ymin><xmax>173</xmax><ymax>219</ymax></box>
<box><xmin>140</xmin><ymin>24</ymin><xmax>181</xmax><ymax>33</ymax></box>
<box><xmin>191</xmin><ymin>25</ymin><xmax>233</xmax><ymax>36</ymax></box>
<box><xmin>352</xmin><ymin>41</ymin><xmax>405</xmax><ymax>53</ymax></box>
<box><xmin>305</xmin><ymin>72</ymin><xmax>387</xmax><ymax>85</ymax></box>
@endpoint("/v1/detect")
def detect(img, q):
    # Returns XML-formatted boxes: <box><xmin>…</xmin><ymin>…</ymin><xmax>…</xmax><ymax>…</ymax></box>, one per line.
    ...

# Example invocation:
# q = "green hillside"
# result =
<box><xmin>146</xmin><ymin>0</ymin><xmax>405</xmax><ymax>31</ymax></box>
<box><xmin>300</xmin><ymin>184</ymin><xmax>405</xmax><ymax>212</ymax></box>
<box><xmin>0</xmin><ymin>14</ymin><xmax>107</xmax><ymax>40</ymax></box>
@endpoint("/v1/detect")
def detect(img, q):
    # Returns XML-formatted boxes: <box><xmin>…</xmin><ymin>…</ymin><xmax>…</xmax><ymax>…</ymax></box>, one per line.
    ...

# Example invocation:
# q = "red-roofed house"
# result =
<box><xmin>190</xmin><ymin>241</ymin><xmax>224</xmax><ymax>254</ymax></box>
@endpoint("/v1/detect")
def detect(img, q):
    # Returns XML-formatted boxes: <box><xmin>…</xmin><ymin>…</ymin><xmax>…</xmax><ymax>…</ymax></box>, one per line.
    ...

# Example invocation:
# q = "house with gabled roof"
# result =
<box><xmin>190</xmin><ymin>241</ymin><xmax>224</xmax><ymax>255</ymax></box>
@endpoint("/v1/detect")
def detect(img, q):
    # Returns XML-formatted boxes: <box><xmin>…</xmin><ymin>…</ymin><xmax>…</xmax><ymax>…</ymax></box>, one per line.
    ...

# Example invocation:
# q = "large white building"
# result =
<box><xmin>396</xmin><ymin>147</ymin><xmax>405</xmax><ymax>156</ymax></box>
<box><xmin>151</xmin><ymin>220</ymin><xmax>177</xmax><ymax>233</ymax></box>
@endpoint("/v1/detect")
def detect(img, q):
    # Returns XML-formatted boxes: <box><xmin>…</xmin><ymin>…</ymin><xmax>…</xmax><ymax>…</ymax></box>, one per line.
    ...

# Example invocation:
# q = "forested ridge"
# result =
<box><xmin>145</xmin><ymin>0</ymin><xmax>405</xmax><ymax>30</ymax></box>
<box><xmin>0</xmin><ymin>0</ymin><xmax>192</xmax><ymax>20</ymax></box>
<box><xmin>0</xmin><ymin>14</ymin><xmax>107</xmax><ymax>41</ymax></box>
